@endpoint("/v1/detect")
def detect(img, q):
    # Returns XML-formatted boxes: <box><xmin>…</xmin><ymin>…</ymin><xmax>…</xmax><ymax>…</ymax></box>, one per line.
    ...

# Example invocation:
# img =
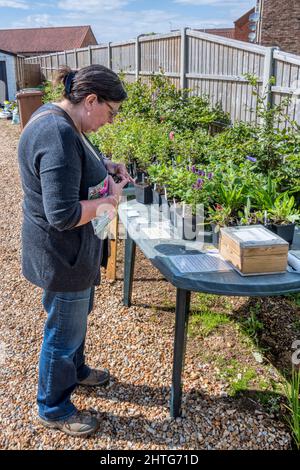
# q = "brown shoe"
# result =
<box><xmin>38</xmin><ymin>410</ymin><xmax>100</xmax><ymax>437</ymax></box>
<box><xmin>77</xmin><ymin>368</ymin><xmax>110</xmax><ymax>386</ymax></box>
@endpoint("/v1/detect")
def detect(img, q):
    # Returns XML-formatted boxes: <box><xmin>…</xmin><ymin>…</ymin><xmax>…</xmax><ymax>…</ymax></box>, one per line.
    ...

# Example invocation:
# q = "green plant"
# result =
<box><xmin>241</xmin><ymin>303</ymin><xmax>263</xmax><ymax>347</ymax></box>
<box><xmin>208</xmin><ymin>204</ymin><xmax>234</xmax><ymax>232</ymax></box>
<box><xmin>189</xmin><ymin>311</ymin><xmax>230</xmax><ymax>338</ymax></box>
<box><xmin>42</xmin><ymin>80</ymin><xmax>64</xmax><ymax>103</ymax></box>
<box><xmin>268</xmin><ymin>192</ymin><xmax>300</xmax><ymax>225</ymax></box>
<box><xmin>284</xmin><ymin>367</ymin><xmax>300</xmax><ymax>449</ymax></box>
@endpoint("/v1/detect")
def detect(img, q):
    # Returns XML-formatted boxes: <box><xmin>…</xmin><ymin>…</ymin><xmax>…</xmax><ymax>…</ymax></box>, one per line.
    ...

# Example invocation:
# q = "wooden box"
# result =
<box><xmin>219</xmin><ymin>225</ymin><xmax>289</xmax><ymax>276</ymax></box>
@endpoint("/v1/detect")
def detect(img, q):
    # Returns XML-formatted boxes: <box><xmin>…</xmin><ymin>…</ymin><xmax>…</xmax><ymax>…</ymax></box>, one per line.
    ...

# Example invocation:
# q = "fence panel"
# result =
<box><xmin>272</xmin><ymin>50</ymin><xmax>300</xmax><ymax>127</ymax></box>
<box><xmin>90</xmin><ymin>46</ymin><xmax>108</xmax><ymax>67</ymax></box>
<box><xmin>23</xmin><ymin>29</ymin><xmax>300</xmax><ymax>126</ymax></box>
<box><xmin>186</xmin><ymin>31</ymin><xmax>265</xmax><ymax>122</ymax></box>
<box><xmin>111</xmin><ymin>41</ymin><xmax>135</xmax><ymax>73</ymax></box>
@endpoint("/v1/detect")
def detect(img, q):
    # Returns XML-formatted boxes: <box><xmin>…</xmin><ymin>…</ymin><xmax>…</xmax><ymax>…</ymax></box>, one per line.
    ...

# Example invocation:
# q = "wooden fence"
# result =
<box><xmin>16</xmin><ymin>56</ymin><xmax>41</xmax><ymax>89</ymax></box>
<box><xmin>24</xmin><ymin>28</ymin><xmax>300</xmax><ymax>125</ymax></box>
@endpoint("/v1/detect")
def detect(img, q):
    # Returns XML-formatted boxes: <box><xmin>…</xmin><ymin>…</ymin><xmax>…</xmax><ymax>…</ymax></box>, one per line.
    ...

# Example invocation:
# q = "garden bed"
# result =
<box><xmin>0</xmin><ymin>120</ymin><xmax>299</xmax><ymax>450</ymax></box>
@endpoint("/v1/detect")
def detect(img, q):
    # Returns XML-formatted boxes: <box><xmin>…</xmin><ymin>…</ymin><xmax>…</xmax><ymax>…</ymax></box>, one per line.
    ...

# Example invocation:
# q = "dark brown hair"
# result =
<box><xmin>54</xmin><ymin>65</ymin><xmax>127</xmax><ymax>104</ymax></box>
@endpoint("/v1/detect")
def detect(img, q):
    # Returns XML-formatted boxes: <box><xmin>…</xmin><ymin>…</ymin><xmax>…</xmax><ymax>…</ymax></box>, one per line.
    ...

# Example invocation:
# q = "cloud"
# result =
<box><xmin>0</xmin><ymin>0</ymin><xmax>29</xmax><ymax>8</ymax></box>
<box><xmin>61</xmin><ymin>8</ymin><xmax>233</xmax><ymax>42</ymax></box>
<box><xmin>57</xmin><ymin>0</ymin><xmax>131</xmax><ymax>12</ymax></box>
<box><xmin>174</xmin><ymin>0</ymin><xmax>251</xmax><ymax>5</ymax></box>
<box><xmin>12</xmin><ymin>5</ymin><xmax>234</xmax><ymax>43</ymax></box>
<box><xmin>12</xmin><ymin>14</ymin><xmax>58</xmax><ymax>28</ymax></box>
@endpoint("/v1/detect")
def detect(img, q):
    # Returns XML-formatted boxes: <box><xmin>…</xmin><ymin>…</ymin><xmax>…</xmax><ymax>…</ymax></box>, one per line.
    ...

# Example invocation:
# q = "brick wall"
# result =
<box><xmin>234</xmin><ymin>8</ymin><xmax>255</xmax><ymax>42</ymax></box>
<box><xmin>260</xmin><ymin>0</ymin><xmax>300</xmax><ymax>54</ymax></box>
<box><xmin>81</xmin><ymin>29</ymin><xmax>98</xmax><ymax>48</ymax></box>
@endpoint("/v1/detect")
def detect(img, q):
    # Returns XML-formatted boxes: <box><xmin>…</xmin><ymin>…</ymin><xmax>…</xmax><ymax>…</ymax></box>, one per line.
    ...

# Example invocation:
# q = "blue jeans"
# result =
<box><xmin>37</xmin><ymin>287</ymin><xmax>95</xmax><ymax>421</ymax></box>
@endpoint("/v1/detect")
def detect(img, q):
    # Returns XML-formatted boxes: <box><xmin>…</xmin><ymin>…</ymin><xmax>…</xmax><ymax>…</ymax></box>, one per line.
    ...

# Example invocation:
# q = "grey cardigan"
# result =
<box><xmin>18</xmin><ymin>103</ymin><xmax>108</xmax><ymax>292</ymax></box>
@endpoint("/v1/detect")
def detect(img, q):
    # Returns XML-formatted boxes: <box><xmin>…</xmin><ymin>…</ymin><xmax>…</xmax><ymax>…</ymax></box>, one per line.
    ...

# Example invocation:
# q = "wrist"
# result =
<box><xmin>107</xmin><ymin>195</ymin><xmax>118</xmax><ymax>207</ymax></box>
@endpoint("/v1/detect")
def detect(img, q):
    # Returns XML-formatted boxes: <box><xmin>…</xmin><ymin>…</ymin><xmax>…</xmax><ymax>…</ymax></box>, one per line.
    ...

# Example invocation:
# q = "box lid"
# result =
<box><xmin>220</xmin><ymin>225</ymin><xmax>289</xmax><ymax>248</ymax></box>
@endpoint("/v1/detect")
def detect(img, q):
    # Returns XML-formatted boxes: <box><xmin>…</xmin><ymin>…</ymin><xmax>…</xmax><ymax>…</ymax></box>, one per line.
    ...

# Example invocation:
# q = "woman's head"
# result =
<box><xmin>55</xmin><ymin>64</ymin><xmax>127</xmax><ymax>104</ymax></box>
<box><xmin>54</xmin><ymin>65</ymin><xmax>127</xmax><ymax>131</ymax></box>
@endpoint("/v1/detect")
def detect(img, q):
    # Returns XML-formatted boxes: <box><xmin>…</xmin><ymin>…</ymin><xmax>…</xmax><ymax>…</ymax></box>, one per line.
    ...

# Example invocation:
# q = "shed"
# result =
<box><xmin>0</xmin><ymin>49</ymin><xmax>18</xmax><ymax>103</ymax></box>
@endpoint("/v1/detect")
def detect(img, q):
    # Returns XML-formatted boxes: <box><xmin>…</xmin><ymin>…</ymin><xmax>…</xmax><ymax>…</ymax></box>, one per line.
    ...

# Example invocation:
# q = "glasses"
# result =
<box><xmin>103</xmin><ymin>101</ymin><xmax>119</xmax><ymax>119</ymax></box>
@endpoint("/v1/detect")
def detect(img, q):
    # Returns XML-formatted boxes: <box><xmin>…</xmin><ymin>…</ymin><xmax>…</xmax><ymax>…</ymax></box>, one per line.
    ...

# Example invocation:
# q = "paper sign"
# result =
<box><xmin>127</xmin><ymin>210</ymin><xmax>140</xmax><ymax>217</ymax></box>
<box><xmin>142</xmin><ymin>226</ymin><xmax>171</xmax><ymax>239</ymax></box>
<box><xmin>169</xmin><ymin>253</ymin><xmax>232</xmax><ymax>273</ymax></box>
<box><xmin>234</xmin><ymin>227</ymin><xmax>277</xmax><ymax>242</ymax></box>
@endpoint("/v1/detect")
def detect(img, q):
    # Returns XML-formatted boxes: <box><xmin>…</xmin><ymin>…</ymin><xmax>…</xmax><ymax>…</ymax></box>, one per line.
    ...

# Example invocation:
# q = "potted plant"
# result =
<box><xmin>208</xmin><ymin>205</ymin><xmax>235</xmax><ymax>246</ymax></box>
<box><xmin>268</xmin><ymin>193</ymin><xmax>300</xmax><ymax>246</ymax></box>
<box><xmin>134</xmin><ymin>173</ymin><xmax>153</xmax><ymax>204</ymax></box>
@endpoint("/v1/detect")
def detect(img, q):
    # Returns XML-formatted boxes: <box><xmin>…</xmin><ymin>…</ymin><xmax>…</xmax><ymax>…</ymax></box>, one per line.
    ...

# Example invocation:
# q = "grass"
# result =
<box><xmin>215</xmin><ymin>357</ymin><xmax>257</xmax><ymax>396</ymax></box>
<box><xmin>286</xmin><ymin>293</ymin><xmax>300</xmax><ymax>308</ymax></box>
<box><xmin>193</xmin><ymin>293</ymin><xmax>232</xmax><ymax>314</ymax></box>
<box><xmin>238</xmin><ymin>302</ymin><xmax>264</xmax><ymax>347</ymax></box>
<box><xmin>188</xmin><ymin>311</ymin><xmax>230</xmax><ymax>338</ymax></box>
<box><xmin>188</xmin><ymin>293</ymin><xmax>232</xmax><ymax>338</ymax></box>
<box><xmin>284</xmin><ymin>367</ymin><xmax>300</xmax><ymax>450</ymax></box>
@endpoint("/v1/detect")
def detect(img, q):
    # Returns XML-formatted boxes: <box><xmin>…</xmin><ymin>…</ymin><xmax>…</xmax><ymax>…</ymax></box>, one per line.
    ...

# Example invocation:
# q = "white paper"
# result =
<box><xmin>288</xmin><ymin>253</ymin><xmax>300</xmax><ymax>272</ymax></box>
<box><xmin>169</xmin><ymin>253</ymin><xmax>232</xmax><ymax>273</ymax></box>
<box><xmin>142</xmin><ymin>226</ymin><xmax>171</xmax><ymax>239</ymax></box>
<box><xmin>234</xmin><ymin>227</ymin><xmax>278</xmax><ymax>242</ymax></box>
<box><xmin>127</xmin><ymin>210</ymin><xmax>140</xmax><ymax>217</ymax></box>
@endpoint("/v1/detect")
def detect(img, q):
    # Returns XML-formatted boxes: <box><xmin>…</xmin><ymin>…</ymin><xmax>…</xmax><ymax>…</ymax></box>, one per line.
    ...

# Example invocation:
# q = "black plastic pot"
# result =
<box><xmin>269</xmin><ymin>223</ymin><xmax>295</xmax><ymax>246</ymax></box>
<box><xmin>152</xmin><ymin>189</ymin><xmax>162</xmax><ymax>207</ymax></box>
<box><xmin>210</xmin><ymin>223</ymin><xmax>220</xmax><ymax>246</ymax></box>
<box><xmin>135</xmin><ymin>184</ymin><xmax>153</xmax><ymax>205</ymax></box>
<box><xmin>177</xmin><ymin>214</ymin><xmax>197</xmax><ymax>241</ymax></box>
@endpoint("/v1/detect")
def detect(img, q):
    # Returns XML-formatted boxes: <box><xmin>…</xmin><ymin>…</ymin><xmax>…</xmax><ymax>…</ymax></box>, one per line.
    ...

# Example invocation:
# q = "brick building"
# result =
<box><xmin>257</xmin><ymin>0</ymin><xmax>300</xmax><ymax>55</ymax></box>
<box><xmin>197</xmin><ymin>8</ymin><xmax>255</xmax><ymax>43</ymax></box>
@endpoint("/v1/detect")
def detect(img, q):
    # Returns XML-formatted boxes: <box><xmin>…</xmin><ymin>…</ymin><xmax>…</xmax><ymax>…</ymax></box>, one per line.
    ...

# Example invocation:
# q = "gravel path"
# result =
<box><xmin>0</xmin><ymin>119</ymin><xmax>292</xmax><ymax>450</ymax></box>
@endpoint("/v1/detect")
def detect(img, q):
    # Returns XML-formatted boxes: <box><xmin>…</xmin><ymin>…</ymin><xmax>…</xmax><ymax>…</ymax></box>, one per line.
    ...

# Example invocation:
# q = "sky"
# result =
<box><xmin>0</xmin><ymin>0</ymin><xmax>256</xmax><ymax>43</ymax></box>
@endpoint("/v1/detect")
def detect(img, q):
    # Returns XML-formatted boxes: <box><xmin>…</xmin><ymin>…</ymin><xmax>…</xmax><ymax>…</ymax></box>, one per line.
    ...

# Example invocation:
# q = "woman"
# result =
<box><xmin>18</xmin><ymin>65</ymin><xmax>133</xmax><ymax>437</ymax></box>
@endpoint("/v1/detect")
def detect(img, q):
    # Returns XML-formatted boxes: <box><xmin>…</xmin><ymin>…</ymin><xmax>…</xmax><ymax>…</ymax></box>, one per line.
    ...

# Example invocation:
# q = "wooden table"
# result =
<box><xmin>118</xmin><ymin>200</ymin><xmax>300</xmax><ymax>418</ymax></box>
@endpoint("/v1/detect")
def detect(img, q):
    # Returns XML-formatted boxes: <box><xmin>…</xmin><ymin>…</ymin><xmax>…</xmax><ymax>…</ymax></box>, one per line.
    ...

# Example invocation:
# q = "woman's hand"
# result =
<box><xmin>115</xmin><ymin>163</ymin><xmax>135</xmax><ymax>184</ymax></box>
<box><xmin>105</xmin><ymin>160</ymin><xmax>135</xmax><ymax>184</ymax></box>
<box><xmin>108</xmin><ymin>175</ymin><xmax>130</xmax><ymax>203</ymax></box>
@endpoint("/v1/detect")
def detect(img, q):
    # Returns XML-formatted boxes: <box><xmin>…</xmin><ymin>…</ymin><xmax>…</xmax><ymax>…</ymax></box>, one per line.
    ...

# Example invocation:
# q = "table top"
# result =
<box><xmin>119</xmin><ymin>200</ymin><xmax>300</xmax><ymax>297</ymax></box>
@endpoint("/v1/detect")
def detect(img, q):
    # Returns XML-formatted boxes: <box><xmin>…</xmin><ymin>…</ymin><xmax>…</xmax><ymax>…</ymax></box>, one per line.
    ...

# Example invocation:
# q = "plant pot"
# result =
<box><xmin>152</xmin><ymin>188</ymin><xmax>162</xmax><ymax>207</ymax></box>
<box><xmin>197</xmin><ymin>223</ymin><xmax>213</xmax><ymax>243</ymax></box>
<box><xmin>135</xmin><ymin>184</ymin><xmax>153</xmax><ymax>205</ymax></box>
<box><xmin>269</xmin><ymin>223</ymin><xmax>295</xmax><ymax>246</ymax></box>
<box><xmin>210</xmin><ymin>223</ymin><xmax>220</xmax><ymax>246</ymax></box>
<box><xmin>169</xmin><ymin>203</ymin><xmax>177</xmax><ymax>227</ymax></box>
<box><xmin>176</xmin><ymin>214</ymin><xmax>197</xmax><ymax>241</ymax></box>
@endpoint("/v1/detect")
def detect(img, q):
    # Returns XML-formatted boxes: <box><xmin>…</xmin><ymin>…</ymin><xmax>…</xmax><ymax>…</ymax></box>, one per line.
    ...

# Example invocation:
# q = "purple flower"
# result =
<box><xmin>191</xmin><ymin>165</ymin><xmax>196</xmax><ymax>173</ymax></box>
<box><xmin>197</xmin><ymin>170</ymin><xmax>205</xmax><ymax>176</ymax></box>
<box><xmin>197</xmin><ymin>178</ymin><xmax>204</xmax><ymax>185</ymax></box>
<box><xmin>246</xmin><ymin>155</ymin><xmax>257</xmax><ymax>163</ymax></box>
<box><xmin>187</xmin><ymin>165</ymin><xmax>190</xmax><ymax>172</ymax></box>
<box><xmin>207</xmin><ymin>172</ymin><xmax>213</xmax><ymax>180</ymax></box>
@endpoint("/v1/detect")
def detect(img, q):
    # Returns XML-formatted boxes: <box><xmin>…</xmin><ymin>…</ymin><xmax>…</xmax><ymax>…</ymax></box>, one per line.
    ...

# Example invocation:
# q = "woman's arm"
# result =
<box><xmin>75</xmin><ymin>196</ymin><xmax>117</xmax><ymax>228</ymax></box>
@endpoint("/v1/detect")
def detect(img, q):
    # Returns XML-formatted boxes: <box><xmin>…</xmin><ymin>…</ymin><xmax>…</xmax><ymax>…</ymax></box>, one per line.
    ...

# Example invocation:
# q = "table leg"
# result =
<box><xmin>123</xmin><ymin>232</ymin><xmax>136</xmax><ymax>307</ymax></box>
<box><xmin>106</xmin><ymin>214</ymin><xmax>119</xmax><ymax>281</ymax></box>
<box><xmin>170</xmin><ymin>288</ymin><xmax>191</xmax><ymax>418</ymax></box>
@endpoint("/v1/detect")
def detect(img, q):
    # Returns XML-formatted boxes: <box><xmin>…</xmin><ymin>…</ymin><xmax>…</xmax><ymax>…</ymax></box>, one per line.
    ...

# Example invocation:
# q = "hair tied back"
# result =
<box><xmin>64</xmin><ymin>71</ymin><xmax>77</xmax><ymax>95</ymax></box>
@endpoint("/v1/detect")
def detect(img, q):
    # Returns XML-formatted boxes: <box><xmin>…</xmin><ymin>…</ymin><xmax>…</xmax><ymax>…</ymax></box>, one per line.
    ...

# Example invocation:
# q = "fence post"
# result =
<box><xmin>135</xmin><ymin>35</ymin><xmax>141</xmax><ymax>81</ymax></box>
<box><xmin>108</xmin><ymin>42</ymin><xmax>112</xmax><ymax>69</ymax></box>
<box><xmin>74</xmin><ymin>49</ymin><xmax>78</xmax><ymax>70</ymax></box>
<box><xmin>180</xmin><ymin>27</ymin><xmax>188</xmax><ymax>89</ymax></box>
<box><xmin>262</xmin><ymin>46</ymin><xmax>278</xmax><ymax>110</ymax></box>
<box><xmin>88</xmin><ymin>45</ymin><xmax>92</xmax><ymax>65</ymax></box>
